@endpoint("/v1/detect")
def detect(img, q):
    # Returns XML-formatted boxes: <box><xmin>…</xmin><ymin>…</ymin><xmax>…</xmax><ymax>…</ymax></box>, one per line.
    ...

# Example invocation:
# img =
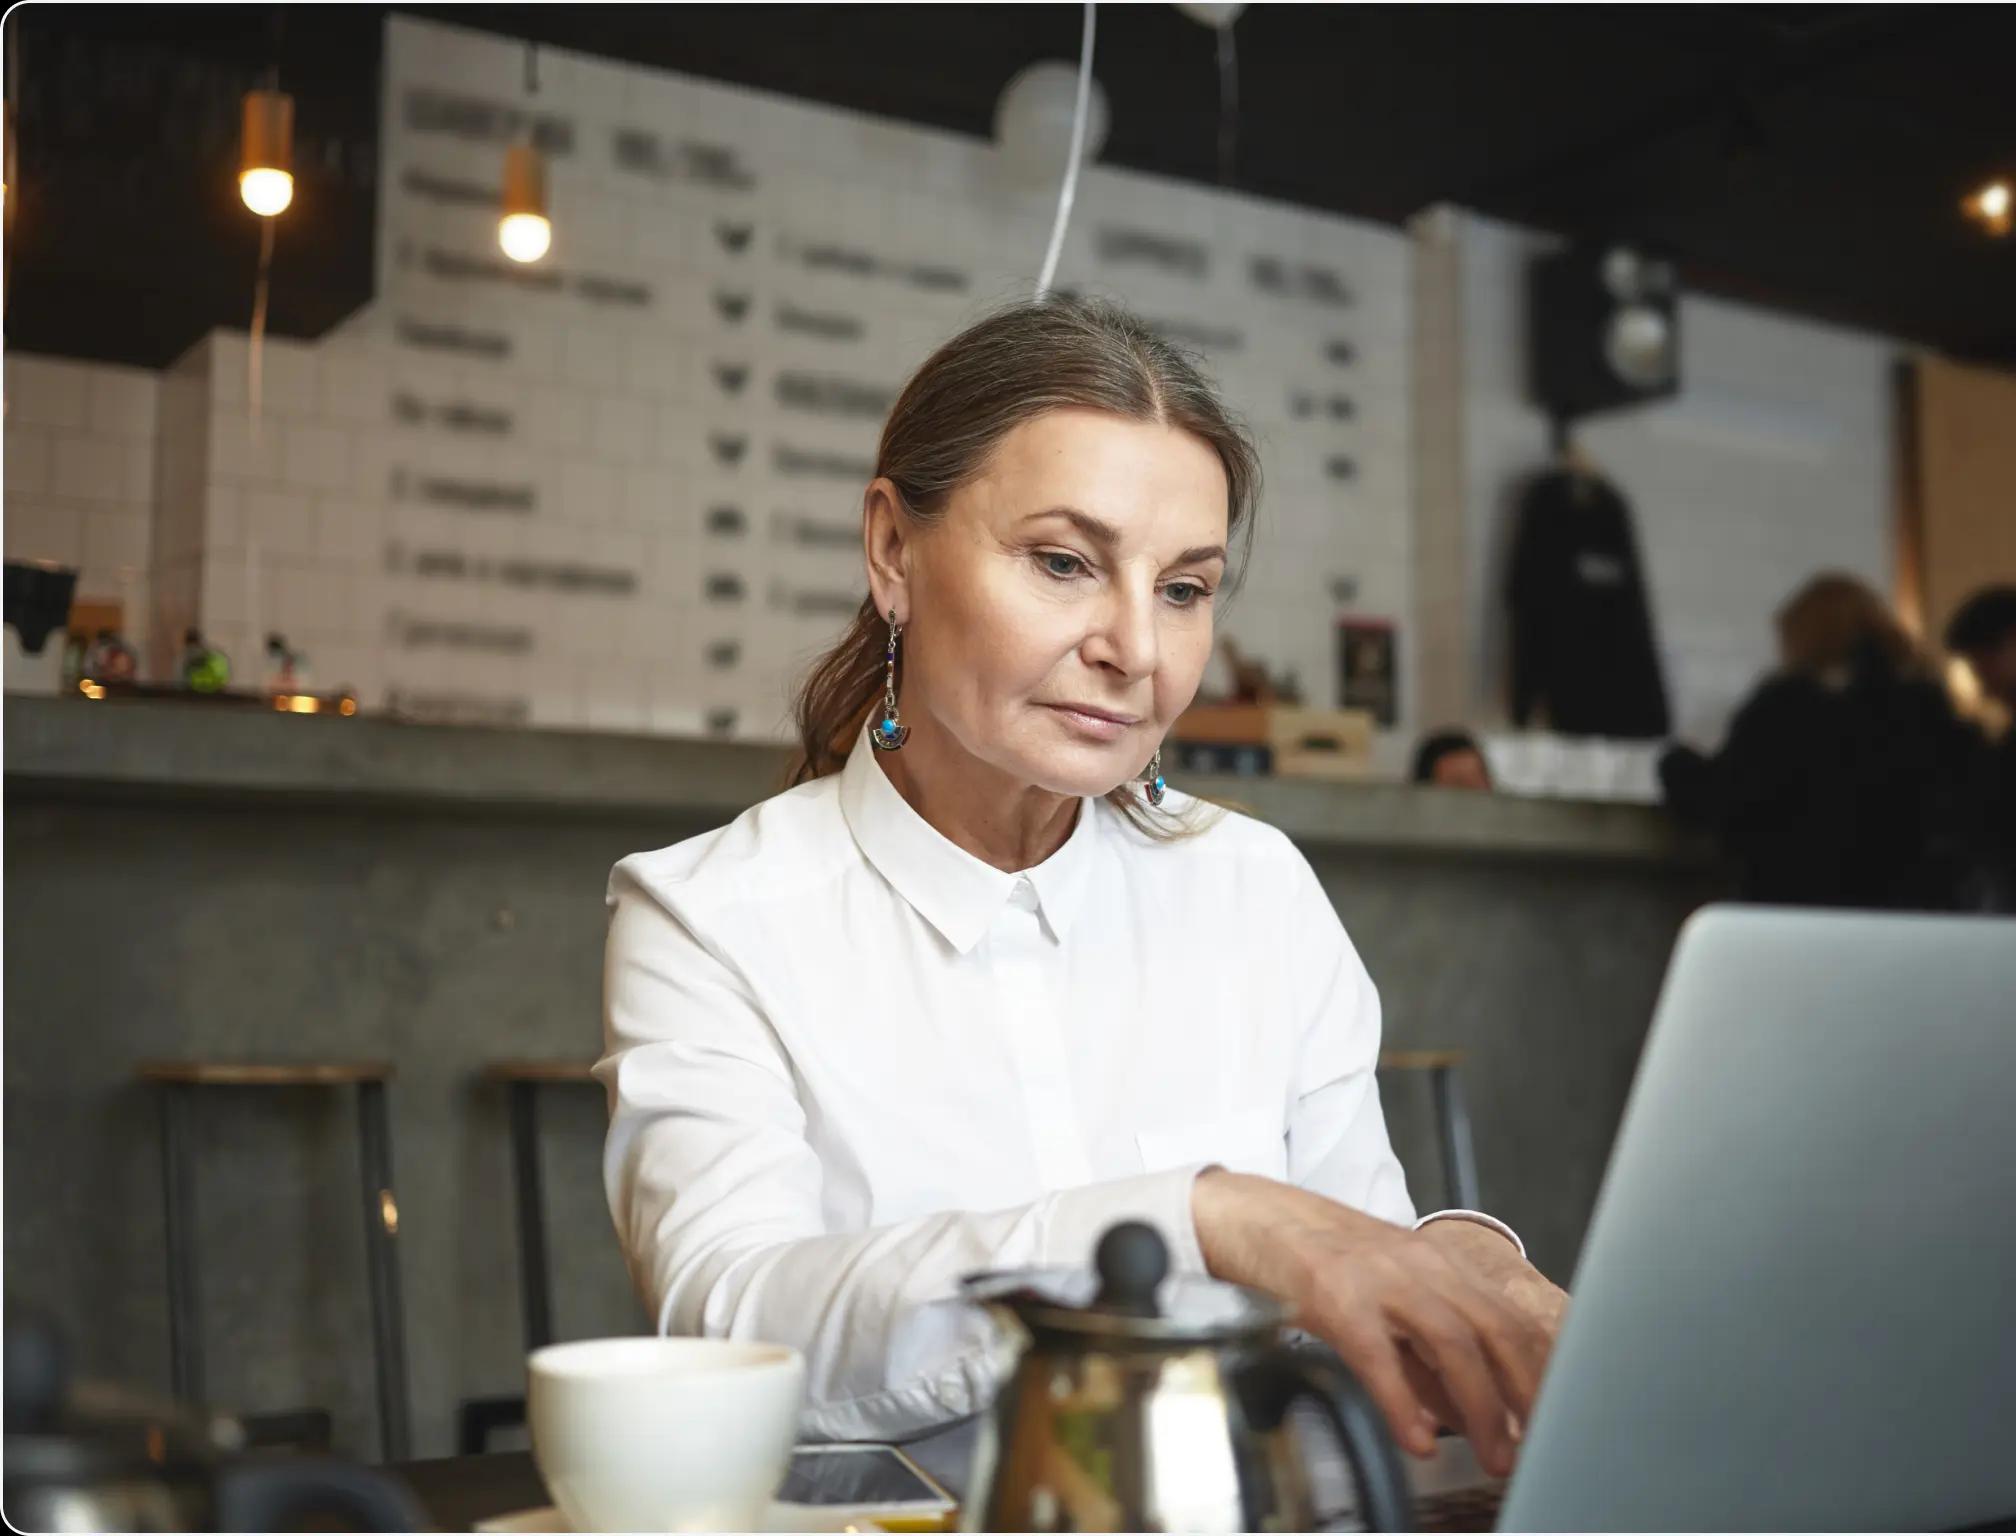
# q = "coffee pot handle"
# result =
<box><xmin>216</xmin><ymin>1456</ymin><xmax>430</xmax><ymax>1532</ymax></box>
<box><xmin>1239</xmin><ymin>1343</ymin><xmax>1414</xmax><ymax>1532</ymax></box>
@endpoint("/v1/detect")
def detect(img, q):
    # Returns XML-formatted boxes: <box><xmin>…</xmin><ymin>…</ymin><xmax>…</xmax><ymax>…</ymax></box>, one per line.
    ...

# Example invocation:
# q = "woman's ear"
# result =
<box><xmin>863</xmin><ymin>478</ymin><xmax>911</xmax><ymax>624</ymax></box>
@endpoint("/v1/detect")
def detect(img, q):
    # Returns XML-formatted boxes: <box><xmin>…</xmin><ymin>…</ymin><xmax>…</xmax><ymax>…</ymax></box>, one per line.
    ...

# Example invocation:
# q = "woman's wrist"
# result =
<box><xmin>1190</xmin><ymin>1165</ymin><xmax>1249</xmax><ymax>1281</ymax></box>
<box><xmin>1416</xmin><ymin>1216</ymin><xmax>1569</xmax><ymax>1337</ymax></box>
<box><xmin>1415</xmin><ymin>1211</ymin><xmax>1525</xmax><ymax>1275</ymax></box>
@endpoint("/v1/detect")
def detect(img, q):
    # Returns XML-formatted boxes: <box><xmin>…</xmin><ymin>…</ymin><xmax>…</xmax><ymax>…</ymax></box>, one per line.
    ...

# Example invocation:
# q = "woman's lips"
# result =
<box><xmin>1041</xmin><ymin>703</ymin><xmax>1138</xmax><ymax>742</ymax></box>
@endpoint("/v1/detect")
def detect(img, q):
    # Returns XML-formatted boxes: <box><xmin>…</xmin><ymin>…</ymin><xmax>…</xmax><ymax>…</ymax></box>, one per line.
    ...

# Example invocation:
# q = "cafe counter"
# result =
<box><xmin>4</xmin><ymin>694</ymin><xmax>1703</xmax><ymax>864</ymax></box>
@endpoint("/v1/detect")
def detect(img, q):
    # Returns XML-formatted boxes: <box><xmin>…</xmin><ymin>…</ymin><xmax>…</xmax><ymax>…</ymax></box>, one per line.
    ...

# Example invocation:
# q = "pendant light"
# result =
<box><xmin>239</xmin><ymin>67</ymin><xmax>290</xmax><ymax>421</ymax></box>
<box><xmin>500</xmin><ymin>142</ymin><xmax>551</xmax><ymax>262</ymax></box>
<box><xmin>499</xmin><ymin>43</ymin><xmax>551</xmax><ymax>263</ymax></box>
<box><xmin>238</xmin><ymin>85</ymin><xmax>295</xmax><ymax>217</ymax></box>
<box><xmin>1962</xmin><ymin>178</ymin><xmax>2011</xmax><ymax>238</ymax></box>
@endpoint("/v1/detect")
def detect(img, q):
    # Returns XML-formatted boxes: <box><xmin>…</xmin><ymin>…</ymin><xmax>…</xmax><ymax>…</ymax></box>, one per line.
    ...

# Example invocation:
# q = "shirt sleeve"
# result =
<box><xmin>598</xmin><ymin>865</ymin><xmax>1209</xmax><ymax>1443</ymax></box>
<box><xmin>1279</xmin><ymin>847</ymin><xmax>1418</xmax><ymax>1226</ymax></box>
<box><xmin>1278</xmin><ymin>849</ymin><xmax>1527</xmax><ymax>1255</ymax></box>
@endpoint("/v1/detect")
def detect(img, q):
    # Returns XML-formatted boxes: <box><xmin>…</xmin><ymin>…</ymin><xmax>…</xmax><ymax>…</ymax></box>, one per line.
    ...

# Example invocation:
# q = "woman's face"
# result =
<box><xmin>880</xmin><ymin>407</ymin><xmax>1231</xmax><ymax>799</ymax></box>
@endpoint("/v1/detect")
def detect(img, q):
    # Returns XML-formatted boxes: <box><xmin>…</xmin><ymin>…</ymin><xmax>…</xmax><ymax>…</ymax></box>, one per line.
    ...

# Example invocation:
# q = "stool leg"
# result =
<box><xmin>355</xmin><ymin>1081</ymin><xmax>412</xmax><ymax>1462</ymax></box>
<box><xmin>159</xmin><ymin>1083</ymin><xmax>204</xmax><ymax>1403</ymax></box>
<box><xmin>457</xmin><ymin>1394</ymin><xmax>528</xmax><ymax>1456</ymax></box>
<box><xmin>1429</xmin><ymin>1065</ymin><xmax>1482</xmax><ymax>1211</ymax></box>
<box><xmin>509</xmin><ymin>1081</ymin><xmax>555</xmax><ymax>1351</ymax></box>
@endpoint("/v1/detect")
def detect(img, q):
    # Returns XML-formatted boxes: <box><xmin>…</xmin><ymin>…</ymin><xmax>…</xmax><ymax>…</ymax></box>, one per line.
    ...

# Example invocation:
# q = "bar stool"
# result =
<box><xmin>1377</xmin><ymin>1049</ymin><xmax>1481</xmax><ymax>1209</ymax></box>
<box><xmin>137</xmin><ymin>1060</ymin><xmax>412</xmax><ymax>1462</ymax></box>
<box><xmin>458</xmin><ymin>1059</ymin><xmax>601</xmax><ymax>1455</ymax></box>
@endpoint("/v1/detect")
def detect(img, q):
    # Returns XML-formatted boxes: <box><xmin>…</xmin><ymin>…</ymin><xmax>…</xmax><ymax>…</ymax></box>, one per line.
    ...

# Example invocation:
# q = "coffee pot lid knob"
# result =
<box><xmin>1093</xmin><ymin>1221</ymin><xmax>1169</xmax><ymax>1317</ymax></box>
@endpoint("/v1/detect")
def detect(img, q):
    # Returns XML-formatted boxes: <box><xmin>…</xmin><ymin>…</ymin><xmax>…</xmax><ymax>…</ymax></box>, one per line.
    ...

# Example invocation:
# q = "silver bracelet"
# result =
<box><xmin>1412</xmin><ymin>1208</ymin><xmax>1527</xmax><ymax>1260</ymax></box>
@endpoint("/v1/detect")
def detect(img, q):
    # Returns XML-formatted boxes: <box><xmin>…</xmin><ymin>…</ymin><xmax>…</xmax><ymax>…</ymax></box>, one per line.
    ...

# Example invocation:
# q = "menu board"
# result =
<box><xmin>281</xmin><ymin>14</ymin><xmax>1416</xmax><ymax>742</ymax></box>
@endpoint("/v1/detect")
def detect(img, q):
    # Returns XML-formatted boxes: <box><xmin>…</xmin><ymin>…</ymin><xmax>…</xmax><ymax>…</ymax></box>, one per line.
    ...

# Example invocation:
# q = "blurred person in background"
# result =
<box><xmin>1412</xmin><ymin>729</ymin><xmax>1494</xmax><ymax>790</ymax></box>
<box><xmin>1943</xmin><ymin>585</ymin><xmax>2016</xmax><ymax>912</ymax></box>
<box><xmin>1659</xmin><ymin>573</ymin><xmax>1983</xmax><ymax>910</ymax></box>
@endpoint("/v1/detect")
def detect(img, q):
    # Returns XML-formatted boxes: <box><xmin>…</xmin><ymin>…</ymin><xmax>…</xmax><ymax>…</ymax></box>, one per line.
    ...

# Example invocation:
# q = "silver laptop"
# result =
<box><xmin>1488</xmin><ymin>905</ymin><xmax>2016</xmax><ymax>1531</ymax></box>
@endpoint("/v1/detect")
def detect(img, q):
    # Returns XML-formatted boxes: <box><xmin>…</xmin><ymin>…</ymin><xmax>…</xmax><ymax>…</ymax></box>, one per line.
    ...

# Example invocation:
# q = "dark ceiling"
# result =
<box><xmin>7</xmin><ymin>4</ymin><xmax>2013</xmax><ymax>370</ymax></box>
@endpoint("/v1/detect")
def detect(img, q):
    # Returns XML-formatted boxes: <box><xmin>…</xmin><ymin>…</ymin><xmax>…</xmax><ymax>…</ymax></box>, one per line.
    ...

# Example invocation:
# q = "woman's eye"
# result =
<box><xmin>1164</xmin><ymin>582</ymin><xmax>1209</xmax><ymax>607</ymax></box>
<box><xmin>1040</xmin><ymin>551</ymin><xmax>1087</xmax><ymax>579</ymax></box>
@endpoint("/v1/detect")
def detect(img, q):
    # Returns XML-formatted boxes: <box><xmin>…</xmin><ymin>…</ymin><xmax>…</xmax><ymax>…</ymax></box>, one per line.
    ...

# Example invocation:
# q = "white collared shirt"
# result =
<box><xmin>599</xmin><ymin>726</ymin><xmax>1520</xmax><ymax>1441</ymax></box>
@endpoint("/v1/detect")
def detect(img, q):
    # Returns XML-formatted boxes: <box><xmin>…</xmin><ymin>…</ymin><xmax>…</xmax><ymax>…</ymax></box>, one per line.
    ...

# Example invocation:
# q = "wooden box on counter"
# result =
<box><xmin>1172</xmin><ymin>703</ymin><xmax>1375</xmax><ymax>780</ymax></box>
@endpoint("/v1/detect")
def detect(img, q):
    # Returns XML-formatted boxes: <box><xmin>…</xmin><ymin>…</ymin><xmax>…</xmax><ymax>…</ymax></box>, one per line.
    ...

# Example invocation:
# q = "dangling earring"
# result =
<box><xmin>1143</xmin><ymin>745</ymin><xmax>1167</xmax><ymax>807</ymax></box>
<box><xmin>870</xmin><ymin>608</ymin><xmax>910</xmax><ymax>752</ymax></box>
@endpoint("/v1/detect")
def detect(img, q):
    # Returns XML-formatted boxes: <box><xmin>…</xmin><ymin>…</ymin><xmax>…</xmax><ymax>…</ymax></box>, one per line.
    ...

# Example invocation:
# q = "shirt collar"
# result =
<box><xmin>837</xmin><ymin>725</ymin><xmax>1100</xmax><ymax>954</ymax></box>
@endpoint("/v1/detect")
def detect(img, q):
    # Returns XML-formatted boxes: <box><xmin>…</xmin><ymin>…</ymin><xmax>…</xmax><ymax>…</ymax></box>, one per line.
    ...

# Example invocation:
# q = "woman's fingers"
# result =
<box><xmin>1398</xmin><ymin>1341</ymin><xmax>1462</xmax><ymax>1433</ymax></box>
<box><xmin>1386</xmin><ymin>1290</ymin><xmax>1521</xmax><ymax>1477</ymax></box>
<box><xmin>1426</xmin><ymin>1267</ymin><xmax>1549</xmax><ymax>1423</ymax></box>
<box><xmin>1318</xmin><ymin>1314</ymin><xmax>1441</xmax><ymax>1460</ymax></box>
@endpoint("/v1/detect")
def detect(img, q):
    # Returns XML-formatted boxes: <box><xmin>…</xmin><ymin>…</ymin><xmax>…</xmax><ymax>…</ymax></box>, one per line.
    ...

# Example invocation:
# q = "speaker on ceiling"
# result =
<box><xmin>1528</xmin><ymin>245</ymin><xmax>1681</xmax><ymax>423</ymax></box>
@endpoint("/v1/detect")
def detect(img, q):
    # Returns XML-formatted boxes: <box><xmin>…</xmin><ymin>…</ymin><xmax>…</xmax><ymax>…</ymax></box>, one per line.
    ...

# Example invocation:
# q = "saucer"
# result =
<box><xmin>474</xmin><ymin>1501</ymin><xmax>947</xmax><ymax>1533</ymax></box>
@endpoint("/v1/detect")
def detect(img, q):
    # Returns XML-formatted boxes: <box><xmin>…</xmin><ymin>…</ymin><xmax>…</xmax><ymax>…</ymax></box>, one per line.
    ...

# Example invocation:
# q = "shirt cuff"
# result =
<box><xmin>1413</xmin><ymin>1208</ymin><xmax>1526</xmax><ymax>1260</ymax></box>
<box><xmin>1040</xmin><ymin>1165</ymin><xmax>1210</xmax><ymax>1275</ymax></box>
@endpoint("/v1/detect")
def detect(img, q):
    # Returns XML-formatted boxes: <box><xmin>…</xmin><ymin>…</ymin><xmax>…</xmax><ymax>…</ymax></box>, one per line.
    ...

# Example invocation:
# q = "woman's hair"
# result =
<box><xmin>786</xmin><ymin>294</ymin><xmax>1263</xmax><ymax>838</ymax></box>
<box><xmin>1775</xmin><ymin>572</ymin><xmax>1922</xmax><ymax>680</ymax></box>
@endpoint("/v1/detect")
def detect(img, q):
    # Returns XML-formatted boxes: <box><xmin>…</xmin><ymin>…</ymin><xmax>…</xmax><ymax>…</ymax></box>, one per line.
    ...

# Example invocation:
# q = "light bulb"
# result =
<box><xmin>1962</xmin><ymin>178</ymin><xmax>2012</xmax><ymax>236</ymax></box>
<box><xmin>238</xmin><ymin>89</ymin><xmax>295</xmax><ymax>217</ymax></box>
<box><xmin>239</xmin><ymin>166</ymin><xmax>294</xmax><ymax>217</ymax></box>
<box><xmin>500</xmin><ymin>143</ymin><xmax>550</xmax><ymax>262</ymax></box>
<box><xmin>499</xmin><ymin>211</ymin><xmax>552</xmax><ymax>263</ymax></box>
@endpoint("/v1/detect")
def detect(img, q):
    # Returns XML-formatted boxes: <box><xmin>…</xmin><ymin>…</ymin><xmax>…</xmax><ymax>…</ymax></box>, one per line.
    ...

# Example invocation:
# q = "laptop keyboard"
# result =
<box><xmin>1412</xmin><ymin>1484</ymin><xmax>1508</xmax><ymax>1532</ymax></box>
<box><xmin>1293</xmin><ymin>1402</ymin><xmax>1508</xmax><ymax>1532</ymax></box>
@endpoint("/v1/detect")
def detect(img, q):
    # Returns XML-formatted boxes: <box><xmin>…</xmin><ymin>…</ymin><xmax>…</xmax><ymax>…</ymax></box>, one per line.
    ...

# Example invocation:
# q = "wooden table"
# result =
<box><xmin>394</xmin><ymin>1427</ymin><xmax>983</xmax><ymax>1532</ymax></box>
<box><xmin>393</xmin><ymin>1451</ymin><xmax>550</xmax><ymax>1533</ymax></box>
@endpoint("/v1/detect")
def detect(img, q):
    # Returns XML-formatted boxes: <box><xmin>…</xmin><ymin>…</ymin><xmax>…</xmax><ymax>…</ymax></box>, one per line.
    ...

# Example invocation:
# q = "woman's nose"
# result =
<box><xmin>1085</xmin><ymin>586</ymin><xmax>1161</xmax><ymax>680</ymax></box>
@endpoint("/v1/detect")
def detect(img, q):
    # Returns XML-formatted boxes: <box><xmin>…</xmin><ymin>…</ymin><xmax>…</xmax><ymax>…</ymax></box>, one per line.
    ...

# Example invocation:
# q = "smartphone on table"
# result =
<box><xmin>776</xmin><ymin>1443</ymin><xmax>958</xmax><ymax>1530</ymax></box>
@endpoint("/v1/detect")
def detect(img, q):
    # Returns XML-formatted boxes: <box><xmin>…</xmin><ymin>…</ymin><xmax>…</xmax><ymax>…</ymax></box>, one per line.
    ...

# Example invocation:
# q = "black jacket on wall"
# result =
<box><xmin>1507</xmin><ymin>468</ymin><xmax>1671</xmax><ymax>738</ymax></box>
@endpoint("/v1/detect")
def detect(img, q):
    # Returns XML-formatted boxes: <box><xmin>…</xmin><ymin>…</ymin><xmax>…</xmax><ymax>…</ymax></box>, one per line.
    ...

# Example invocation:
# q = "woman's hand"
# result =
<box><xmin>1416</xmin><ymin>1216</ymin><xmax>1569</xmax><ymax>1341</ymax></box>
<box><xmin>1191</xmin><ymin>1169</ymin><xmax>1557</xmax><ymax>1478</ymax></box>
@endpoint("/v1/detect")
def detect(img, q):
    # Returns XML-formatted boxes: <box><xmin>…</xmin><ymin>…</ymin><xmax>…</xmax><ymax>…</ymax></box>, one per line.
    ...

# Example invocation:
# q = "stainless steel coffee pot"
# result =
<box><xmin>961</xmin><ymin>1222</ymin><xmax>1410</xmax><ymax>1532</ymax></box>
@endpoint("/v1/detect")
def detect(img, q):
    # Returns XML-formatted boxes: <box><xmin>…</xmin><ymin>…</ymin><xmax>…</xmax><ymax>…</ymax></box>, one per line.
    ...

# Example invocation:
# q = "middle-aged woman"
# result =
<box><xmin>600</xmin><ymin>297</ymin><xmax>1567</xmax><ymax>1479</ymax></box>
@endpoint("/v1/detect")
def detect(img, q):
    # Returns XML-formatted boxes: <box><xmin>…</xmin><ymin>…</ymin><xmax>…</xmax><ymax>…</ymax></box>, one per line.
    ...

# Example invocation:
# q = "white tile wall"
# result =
<box><xmin>3</xmin><ymin>424</ymin><xmax>52</xmax><ymax>496</ymax></box>
<box><xmin>4</xmin><ymin>354</ymin><xmax>160</xmax><ymax>666</ymax></box>
<box><xmin>281</xmin><ymin>424</ymin><xmax>357</xmax><ymax>494</ymax></box>
<box><xmin>324</xmin><ymin>12</ymin><xmax>1420</xmax><ymax>737</ymax></box>
<box><xmin>50</xmin><ymin>433</ymin><xmax>127</xmax><ymax>504</ymax></box>
<box><xmin>4</xmin><ymin>354</ymin><xmax>94</xmax><ymax>429</ymax></box>
<box><xmin>88</xmin><ymin>368</ymin><xmax>158</xmax><ymax>441</ymax></box>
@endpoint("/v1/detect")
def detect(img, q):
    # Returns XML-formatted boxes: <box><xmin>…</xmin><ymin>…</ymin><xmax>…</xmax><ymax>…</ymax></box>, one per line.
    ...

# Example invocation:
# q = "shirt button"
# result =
<box><xmin>1009</xmin><ymin>879</ymin><xmax>1039</xmax><ymax>912</ymax></box>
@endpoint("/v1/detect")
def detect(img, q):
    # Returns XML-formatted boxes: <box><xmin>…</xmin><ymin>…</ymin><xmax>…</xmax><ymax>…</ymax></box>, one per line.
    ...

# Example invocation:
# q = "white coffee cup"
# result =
<box><xmin>528</xmin><ymin>1337</ymin><xmax>804</xmax><ymax>1532</ymax></box>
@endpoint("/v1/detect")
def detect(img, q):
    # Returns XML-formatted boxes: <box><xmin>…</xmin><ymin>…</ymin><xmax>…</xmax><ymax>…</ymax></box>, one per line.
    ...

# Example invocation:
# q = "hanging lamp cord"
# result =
<box><xmin>1215</xmin><ymin>19</ymin><xmax>1240</xmax><ymax>187</ymax></box>
<box><xmin>1034</xmin><ymin>1</ymin><xmax>1097</xmax><ymax>299</ymax></box>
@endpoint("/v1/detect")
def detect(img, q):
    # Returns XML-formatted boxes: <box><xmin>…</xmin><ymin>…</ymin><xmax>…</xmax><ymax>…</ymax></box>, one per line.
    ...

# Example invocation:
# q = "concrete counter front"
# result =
<box><xmin>5</xmin><ymin>696</ymin><xmax>1721</xmax><ymax>1461</ymax></box>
